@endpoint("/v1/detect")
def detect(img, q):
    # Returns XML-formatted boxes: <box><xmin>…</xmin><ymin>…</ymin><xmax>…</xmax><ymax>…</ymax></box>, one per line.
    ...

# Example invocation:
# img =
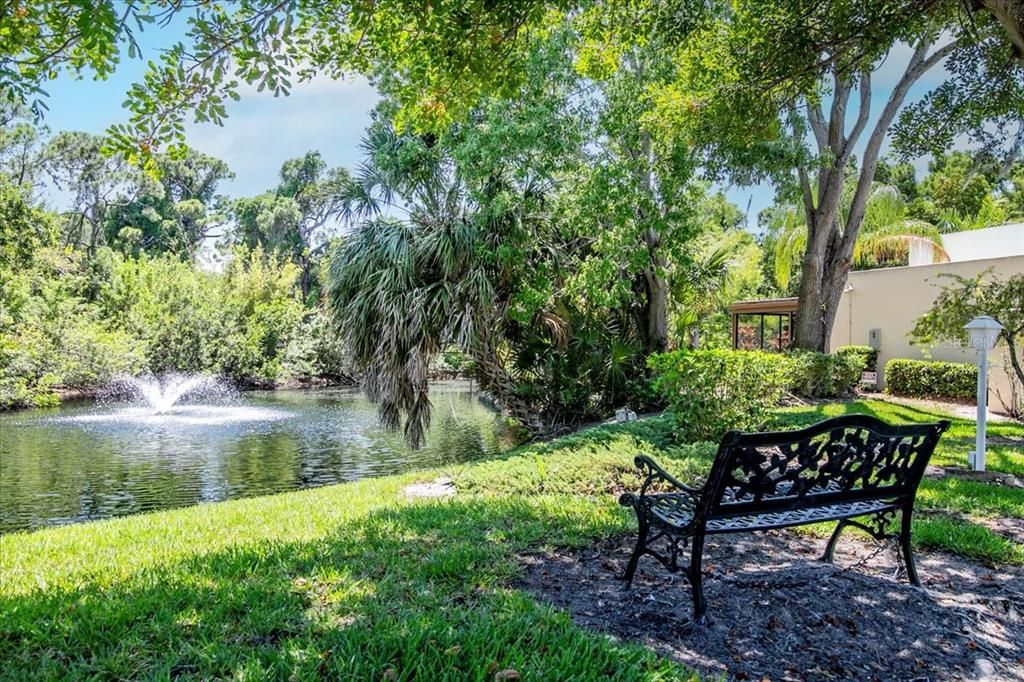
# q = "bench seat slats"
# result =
<box><xmin>649</xmin><ymin>493</ymin><xmax>897</xmax><ymax>533</ymax></box>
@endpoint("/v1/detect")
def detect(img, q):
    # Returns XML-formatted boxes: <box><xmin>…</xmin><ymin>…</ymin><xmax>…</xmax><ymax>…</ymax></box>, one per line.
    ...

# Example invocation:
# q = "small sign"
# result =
<box><xmin>860</xmin><ymin>371</ymin><xmax>878</xmax><ymax>386</ymax></box>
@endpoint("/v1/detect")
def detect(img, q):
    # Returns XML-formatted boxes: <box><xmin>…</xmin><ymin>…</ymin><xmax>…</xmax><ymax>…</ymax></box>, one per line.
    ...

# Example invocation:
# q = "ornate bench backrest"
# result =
<box><xmin>701</xmin><ymin>415</ymin><xmax>949</xmax><ymax>519</ymax></box>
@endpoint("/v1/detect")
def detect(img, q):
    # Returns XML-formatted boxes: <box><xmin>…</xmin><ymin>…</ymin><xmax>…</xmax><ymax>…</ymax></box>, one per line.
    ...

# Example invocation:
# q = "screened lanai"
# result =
<box><xmin>728</xmin><ymin>298</ymin><xmax>797</xmax><ymax>351</ymax></box>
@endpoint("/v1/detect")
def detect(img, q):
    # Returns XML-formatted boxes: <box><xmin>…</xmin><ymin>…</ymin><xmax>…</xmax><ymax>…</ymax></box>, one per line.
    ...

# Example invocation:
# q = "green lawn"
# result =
<box><xmin>1</xmin><ymin>400</ymin><xmax>1020</xmax><ymax>680</ymax></box>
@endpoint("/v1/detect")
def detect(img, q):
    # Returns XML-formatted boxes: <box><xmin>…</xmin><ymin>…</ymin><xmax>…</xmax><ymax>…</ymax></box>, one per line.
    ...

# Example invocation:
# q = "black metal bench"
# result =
<box><xmin>619</xmin><ymin>414</ymin><xmax>949</xmax><ymax>621</ymax></box>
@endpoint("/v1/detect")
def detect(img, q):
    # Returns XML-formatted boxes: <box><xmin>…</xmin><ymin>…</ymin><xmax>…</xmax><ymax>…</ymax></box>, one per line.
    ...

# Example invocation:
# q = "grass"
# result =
<box><xmin>1</xmin><ymin>400</ymin><xmax>1021</xmax><ymax>679</ymax></box>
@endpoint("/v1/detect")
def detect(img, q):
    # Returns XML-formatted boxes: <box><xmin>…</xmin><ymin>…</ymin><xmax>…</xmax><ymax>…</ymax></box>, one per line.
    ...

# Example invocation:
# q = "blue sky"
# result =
<box><xmin>39</xmin><ymin>33</ymin><xmax>952</xmax><ymax>232</ymax></box>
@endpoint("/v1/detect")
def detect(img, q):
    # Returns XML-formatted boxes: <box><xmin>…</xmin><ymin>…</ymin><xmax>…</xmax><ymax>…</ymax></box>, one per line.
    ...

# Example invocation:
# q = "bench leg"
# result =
<box><xmin>622</xmin><ymin>517</ymin><xmax>648</xmax><ymax>587</ymax></box>
<box><xmin>900</xmin><ymin>508</ymin><xmax>920</xmax><ymax>587</ymax></box>
<box><xmin>822</xmin><ymin>519</ymin><xmax>849</xmax><ymax>563</ymax></box>
<box><xmin>688</xmin><ymin>533</ymin><xmax>707</xmax><ymax>622</ymax></box>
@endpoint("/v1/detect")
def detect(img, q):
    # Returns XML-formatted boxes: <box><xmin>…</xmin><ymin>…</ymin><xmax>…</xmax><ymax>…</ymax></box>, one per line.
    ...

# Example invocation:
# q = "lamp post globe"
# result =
<box><xmin>965</xmin><ymin>316</ymin><xmax>1004</xmax><ymax>351</ymax></box>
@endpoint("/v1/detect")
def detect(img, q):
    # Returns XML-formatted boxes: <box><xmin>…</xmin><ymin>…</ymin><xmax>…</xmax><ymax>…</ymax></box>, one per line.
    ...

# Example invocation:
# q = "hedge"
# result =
<box><xmin>648</xmin><ymin>348</ymin><xmax>862</xmax><ymax>441</ymax></box>
<box><xmin>836</xmin><ymin>345</ymin><xmax>878</xmax><ymax>372</ymax></box>
<box><xmin>885</xmin><ymin>358</ymin><xmax>977</xmax><ymax>400</ymax></box>
<box><xmin>648</xmin><ymin>349</ymin><xmax>791</xmax><ymax>441</ymax></box>
<box><xmin>785</xmin><ymin>350</ymin><xmax>862</xmax><ymax>398</ymax></box>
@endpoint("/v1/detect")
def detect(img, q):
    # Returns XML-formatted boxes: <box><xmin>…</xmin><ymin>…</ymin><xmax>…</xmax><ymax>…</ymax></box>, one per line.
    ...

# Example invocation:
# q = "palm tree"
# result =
<box><xmin>328</xmin><ymin>121</ymin><xmax>563</xmax><ymax>446</ymax></box>
<box><xmin>852</xmin><ymin>184</ymin><xmax>949</xmax><ymax>269</ymax></box>
<box><xmin>769</xmin><ymin>182</ymin><xmax>948</xmax><ymax>291</ymax></box>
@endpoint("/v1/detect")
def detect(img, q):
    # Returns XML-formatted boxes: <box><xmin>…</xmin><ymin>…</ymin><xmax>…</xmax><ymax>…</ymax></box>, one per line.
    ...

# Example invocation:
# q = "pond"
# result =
<box><xmin>0</xmin><ymin>382</ymin><xmax>501</xmax><ymax>534</ymax></box>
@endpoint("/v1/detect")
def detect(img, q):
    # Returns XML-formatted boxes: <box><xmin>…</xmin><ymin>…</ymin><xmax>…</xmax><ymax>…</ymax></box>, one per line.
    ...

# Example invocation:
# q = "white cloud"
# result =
<box><xmin>184</xmin><ymin>76</ymin><xmax>379</xmax><ymax>197</ymax></box>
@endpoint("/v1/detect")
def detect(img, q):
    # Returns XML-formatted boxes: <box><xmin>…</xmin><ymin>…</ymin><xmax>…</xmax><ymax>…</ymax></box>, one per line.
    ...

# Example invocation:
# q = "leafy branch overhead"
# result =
<box><xmin>3</xmin><ymin>1</ymin><xmax>1022</xmax><ymax>165</ymax></box>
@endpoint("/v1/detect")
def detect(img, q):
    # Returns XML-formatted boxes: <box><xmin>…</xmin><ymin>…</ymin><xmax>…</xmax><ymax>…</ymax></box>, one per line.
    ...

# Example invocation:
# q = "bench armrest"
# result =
<box><xmin>619</xmin><ymin>454</ymin><xmax>703</xmax><ymax>509</ymax></box>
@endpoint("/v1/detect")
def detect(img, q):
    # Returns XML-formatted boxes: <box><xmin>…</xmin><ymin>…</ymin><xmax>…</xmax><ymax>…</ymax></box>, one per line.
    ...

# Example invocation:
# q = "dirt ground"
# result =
<box><xmin>518</xmin><ymin>531</ymin><xmax>1024</xmax><ymax>681</ymax></box>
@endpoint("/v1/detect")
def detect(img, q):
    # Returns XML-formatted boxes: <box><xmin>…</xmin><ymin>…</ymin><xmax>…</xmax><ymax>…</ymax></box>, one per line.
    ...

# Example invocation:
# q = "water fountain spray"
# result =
<box><xmin>117</xmin><ymin>374</ymin><xmax>226</xmax><ymax>414</ymax></box>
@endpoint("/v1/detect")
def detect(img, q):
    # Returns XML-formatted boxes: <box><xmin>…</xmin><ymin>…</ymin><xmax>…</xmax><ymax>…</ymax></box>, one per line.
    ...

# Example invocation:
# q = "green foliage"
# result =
<box><xmin>103</xmin><ymin>148</ymin><xmax>234</xmax><ymax>257</ymax></box>
<box><xmin>648</xmin><ymin>349</ymin><xmax>791</xmax><ymax>441</ymax></box>
<box><xmin>43</xmin><ymin>131</ymin><xmax>132</xmax><ymax>253</ymax></box>
<box><xmin>0</xmin><ymin>180</ymin><xmax>56</xmax><ymax>280</ymax></box>
<box><xmin>784</xmin><ymin>350</ymin><xmax>862</xmax><ymax>398</ymax></box>
<box><xmin>5</xmin><ymin>0</ymin><xmax>1021</xmax><ymax>215</ymax></box>
<box><xmin>648</xmin><ymin>347</ymin><xmax>864</xmax><ymax>438</ymax></box>
<box><xmin>327</xmin><ymin>46</ymin><xmax>685</xmax><ymax>446</ymax></box>
<box><xmin>1</xmin><ymin>237</ymin><xmax>345</xmax><ymax>408</ymax></box>
<box><xmin>920</xmin><ymin>152</ymin><xmax>999</xmax><ymax>220</ymax></box>
<box><xmin>280</xmin><ymin>307</ymin><xmax>357</xmax><ymax>383</ymax></box>
<box><xmin>836</xmin><ymin>345</ymin><xmax>878</xmax><ymax>372</ymax></box>
<box><xmin>1</xmin><ymin>246</ymin><xmax>147</xmax><ymax>409</ymax></box>
<box><xmin>764</xmin><ymin>182</ymin><xmax>948</xmax><ymax>291</ymax></box>
<box><xmin>41</xmin><ymin>130</ymin><xmax>235</xmax><ymax>258</ymax></box>
<box><xmin>670</xmin><ymin>193</ymin><xmax>764</xmax><ymax>349</ymax></box>
<box><xmin>874</xmin><ymin>158</ymin><xmax>919</xmax><ymax>201</ymax></box>
<box><xmin>882</xmin><ymin>151</ymin><xmax>1024</xmax><ymax>232</ymax></box>
<box><xmin>910</xmin><ymin>270</ymin><xmax>1024</xmax><ymax>415</ymax></box>
<box><xmin>912</xmin><ymin>272</ymin><xmax>1024</xmax><ymax>352</ymax></box>
<box><xmin>891</xmin><ymin>15</ymin><xmax>1024</xmax><ymax>163</ymax></box>
<box><xmin>229</xmin><ymin>151</ymin><xmax>350</xmax><ymax>299</ymax></box>
<box><xmin>885</xmin><ymin>359</ymin><xmax>977</xmax><ymax>401</ymax></box>
<box><xmin>430</xmin><ymin>347</ymin><xmax>476</xmax><ymax>378</ymax></box>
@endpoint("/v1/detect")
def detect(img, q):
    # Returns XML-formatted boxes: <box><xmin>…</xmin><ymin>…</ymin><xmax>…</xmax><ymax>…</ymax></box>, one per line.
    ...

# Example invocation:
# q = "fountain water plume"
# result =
<box><xmin>117</xmin><ymin>374</ymin><xmax>229</xmax><ymax>414</ymax></box>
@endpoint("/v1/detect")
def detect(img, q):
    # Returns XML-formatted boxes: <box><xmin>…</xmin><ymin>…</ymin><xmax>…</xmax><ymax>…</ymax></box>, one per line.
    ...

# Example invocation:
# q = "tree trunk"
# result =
<box><xmin>470</xmin><ymin>329</ymin><xmax>546</xmax><ymax>438</ymax></box>
<box><xmin>794</xmin><ymin>214</ymin><xmax>854</xmax><ymax>352</ymax></box>
<box><xmin>1005</xmin><ymin>335</ymin><xmax>1024</xmax><ymax>394</ymax></box>
<box><xmin>981</xmin><ymin>0</ymin><xmax>1024</xmax><ymax>65</ymax></box>
<box><xmin>793</xmin><ymin>236</ymin><xmax>828</xmax><ymax>351</ymax></box>
<box><xmin>298</xmin><ymin>255</ymin><xmax>312</xmax><ymax>300</ymax></box>
<box><xmin>644</xmin><ymin>265</ymin><xmax>669</xmax><ymax>353</ymax></box>
<box><xmin>791</xmin><ymin>38</ymin><xmax>956</xmax><ymax>351</ymax></box>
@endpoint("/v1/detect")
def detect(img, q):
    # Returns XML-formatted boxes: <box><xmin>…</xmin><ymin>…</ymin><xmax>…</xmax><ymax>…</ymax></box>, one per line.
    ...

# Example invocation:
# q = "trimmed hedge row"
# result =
<box><xmin>787</xmin><ymin>350</ymin><xmax>863</xmax><ymax>398</ymax></box>
<box><xmin>649</xmin><ymin>349</ymin><xmax>864</xmax><ymax>441</ymax></box>
<box><xmin>649</xmin><ymin>350</ymin><xmax>790</xmax><ymax>441</ymax></box>
<box><xmin>836</xmin><ymin>345</ymin><xmax>878</xmax><ymax>372</ymax></box>
<box><xmin>885</xmin><ymin>358</ymin><xmax>977</xmax><ymax>401</ymax></box>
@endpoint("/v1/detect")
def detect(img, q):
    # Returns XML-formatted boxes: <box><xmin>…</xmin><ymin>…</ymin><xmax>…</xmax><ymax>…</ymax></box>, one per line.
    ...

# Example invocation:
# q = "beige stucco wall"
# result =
<box><xmin>830</xmin><ymin>256</ymin><xmax>1024</xmax><ymax>415</ymax></box>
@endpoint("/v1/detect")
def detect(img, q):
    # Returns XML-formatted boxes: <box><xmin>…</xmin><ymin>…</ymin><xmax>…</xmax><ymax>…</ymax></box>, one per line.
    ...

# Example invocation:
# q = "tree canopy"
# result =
<box><xmin>4</xmin><ymin>1</ymin><xmax>1021</xmax><ymax>163</ymax></box>
<box><xmin>4</xmin><ymin>0</ymin><xmax>1023</xmax><ymax>433</ymax></box>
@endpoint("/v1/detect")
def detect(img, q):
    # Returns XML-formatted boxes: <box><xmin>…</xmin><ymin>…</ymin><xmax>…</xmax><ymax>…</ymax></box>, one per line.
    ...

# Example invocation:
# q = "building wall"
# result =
<box><xmin>941</xmin><ymin>223</ymin><xmax>1024</xmax><ymax>262</ymax></box>
<box><xmin>830</xmin><ymin>255</ymin><xmax>1023</xmax><ymax>415</ymax></box>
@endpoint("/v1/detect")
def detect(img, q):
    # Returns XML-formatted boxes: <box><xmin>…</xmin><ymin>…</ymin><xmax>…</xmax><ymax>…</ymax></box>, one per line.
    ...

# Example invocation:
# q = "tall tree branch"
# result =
<box><xmin>828</xmin><ymin>71</ymin><xmax>853</xmax><ymax>153</ymax></box>
<box><xmin>806</xmin><ymin>101</ymin><xmax>829</xmax><ymax>151</ymax></box>
<box><xmin>841</xmin><ymin>37</ymin><xmax>959</xmax><ymax>256</ymax></box>
<box><xmin>789</xmin><ymin>105</ymin><xmax>816</xmax><ymax>219</ymax></box>
<box><xmin>842</xmin><ymin>71</ymin><xmax>872</xmax><ymax>158</ymax></box>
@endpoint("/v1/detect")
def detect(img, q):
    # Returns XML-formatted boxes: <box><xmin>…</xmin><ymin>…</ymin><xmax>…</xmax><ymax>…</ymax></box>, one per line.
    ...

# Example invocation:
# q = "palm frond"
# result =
<box><xmin>854</xmin><ymin>220</ymin><xmax>949</xmax><ymax>268</ymax></box>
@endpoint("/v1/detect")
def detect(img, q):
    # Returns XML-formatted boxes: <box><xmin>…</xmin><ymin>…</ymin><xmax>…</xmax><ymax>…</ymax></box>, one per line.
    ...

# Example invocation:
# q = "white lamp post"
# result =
<box><xmin>964</xmin><ymin>316</ymin><xmax>1004</xmax><ymax>472</ymax></box>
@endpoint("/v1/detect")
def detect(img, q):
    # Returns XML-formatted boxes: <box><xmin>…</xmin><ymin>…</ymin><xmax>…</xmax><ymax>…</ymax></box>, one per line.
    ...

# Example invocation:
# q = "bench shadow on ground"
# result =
<box><xmin>518</xmin><ymin>530</ymin><xmax>1024</xmax><ymax>681</ymax></box>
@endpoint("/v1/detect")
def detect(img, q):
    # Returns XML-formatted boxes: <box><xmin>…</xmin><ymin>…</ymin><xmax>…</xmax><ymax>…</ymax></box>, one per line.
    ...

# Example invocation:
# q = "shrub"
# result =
<box><xmin>280</xmin><ymin>307</ymin><xmax>356</xmax><ymax>383</ymax></box>
<box><xmin>885</xmin><ymin>358</ymin><xmax>977</xmax><ymax>400</ymax></box>
<box><xmin>785</xmin><ymin>350</ymin><xmax>862</xmax><ymax>398</ymax></box>
<box><xmin>836</xmin><ymin>345</ymin><xmax>878</xmax><ymax>372</ymax></box>
<box><xmin>430</xmin><ymin>346</ymin><xmax>475</xmax><ymax>378</ymax></box>
<box><xmin>648</xmin><ymin>349</ymin><xmax>791</xmax><ymax>441</ymax></box>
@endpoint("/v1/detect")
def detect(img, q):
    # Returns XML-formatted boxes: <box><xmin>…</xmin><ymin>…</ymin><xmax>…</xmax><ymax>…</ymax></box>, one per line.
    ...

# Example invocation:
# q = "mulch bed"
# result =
<box><xmin>518</xmin><ymin>531</ymin><xmax>1024</xmax><ymax>681</ymax></box>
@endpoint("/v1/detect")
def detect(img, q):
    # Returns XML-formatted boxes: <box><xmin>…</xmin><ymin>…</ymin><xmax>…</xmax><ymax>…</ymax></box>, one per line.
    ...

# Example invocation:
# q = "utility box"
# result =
<box><xmin>868</xmin><ymin>328</ymin><xmax>881</xmax><ymax>350</ymax></box>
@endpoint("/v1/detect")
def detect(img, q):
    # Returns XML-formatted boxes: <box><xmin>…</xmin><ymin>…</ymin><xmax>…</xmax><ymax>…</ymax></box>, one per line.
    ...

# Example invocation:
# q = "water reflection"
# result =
<box><xmin>0</xmin><ymin>382</ymin><xmax>500</xmax><ymax>533</ymax></box>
